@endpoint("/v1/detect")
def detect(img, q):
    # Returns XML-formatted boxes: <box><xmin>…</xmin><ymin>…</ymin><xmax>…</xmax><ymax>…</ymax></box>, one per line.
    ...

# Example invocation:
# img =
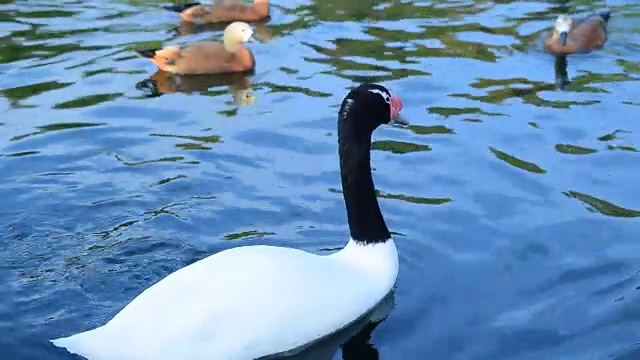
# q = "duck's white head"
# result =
<box><xmin>224</xmin><ymin>21</ymin><xmax>256</xmax><ymax>45</ymax></box>
<box><xmin>554</xmin><ymin>15</ymin><xmax>572</xmax><ymax>45</ymax></box>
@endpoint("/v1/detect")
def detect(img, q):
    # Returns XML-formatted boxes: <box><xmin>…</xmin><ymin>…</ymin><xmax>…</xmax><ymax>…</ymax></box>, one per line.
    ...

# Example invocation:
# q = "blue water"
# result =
<box><xmin>1</xmin><ymin>0</ymin><xmax>639</xmax><ymax>359</ymax></box>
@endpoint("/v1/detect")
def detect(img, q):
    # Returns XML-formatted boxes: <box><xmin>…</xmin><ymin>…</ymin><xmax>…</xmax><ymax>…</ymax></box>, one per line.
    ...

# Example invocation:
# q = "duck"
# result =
<box><xmin>134</xmin><ymin>21</ymin><xmax>256</xmax><ymax>75</ymax></box>
<box><xmin>163</xmin><ymin>0</ymin><xmax>269</xmax><ymax>24</ymax></box>
<box><xmin>543</xmin><ymin>9</ymin><xmax>611</xmax><ymax>55</ymax></box>
<box><xmin>50</xmin><ymin>82</ymin><xmax>407</xmax><ymax>360</ymax></box>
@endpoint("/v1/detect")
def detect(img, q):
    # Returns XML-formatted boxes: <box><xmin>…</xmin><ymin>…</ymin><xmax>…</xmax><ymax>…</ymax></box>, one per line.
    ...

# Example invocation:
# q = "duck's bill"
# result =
<box><xmin>248</xmin><ymin>34</ymin><xmax>264</xmax><ymax>43</ymax></box>
<box><xmin>560</xmin><ymin>32</ymin><xmax>568</xmax><ymax>46</ymax></box>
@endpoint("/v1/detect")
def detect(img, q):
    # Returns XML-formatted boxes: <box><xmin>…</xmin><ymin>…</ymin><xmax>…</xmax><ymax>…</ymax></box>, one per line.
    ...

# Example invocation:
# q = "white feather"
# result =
<box><xmin>555</xmin><ymin>15</ymin><xmax>572</xmax><ymax>33</ymax></box>
<box><xmin>51</xmin><ymin>238</ymin><xmax>398</xmax><ymax>360</ymax></box>
<box><xmin>368</xmin><ymin>89</ymin><xmax>391</xmax><ymax>104</ymax></box>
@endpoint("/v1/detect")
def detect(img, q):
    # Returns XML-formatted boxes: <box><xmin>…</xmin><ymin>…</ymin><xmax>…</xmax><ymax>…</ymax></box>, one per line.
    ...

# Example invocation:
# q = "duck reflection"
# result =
<box><xmin>170</xmin><ymin>19</ymin><xmax>273</xmax><ymax>42</ymax></box>
<box><xmin>554</xmin><ymin>55</ymin><xmax>569</xmax><ymax>90</ymax></box>
<box><xmin>135</xmin><ymin>70</ymin><xmax>256</xmax><ymax>106</ymax></box>
<box><xmin>273</xmin><ymin>291</ymin><xmax>395</xmax><ymax>360</ymax></box>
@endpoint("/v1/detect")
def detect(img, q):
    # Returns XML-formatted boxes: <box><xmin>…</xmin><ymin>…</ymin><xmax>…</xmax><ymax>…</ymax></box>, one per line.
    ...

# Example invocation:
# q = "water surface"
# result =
<box><xmin>1</xmin><ymin>0</ymin><xmax>639</xmax><ymax>359</ymax></box>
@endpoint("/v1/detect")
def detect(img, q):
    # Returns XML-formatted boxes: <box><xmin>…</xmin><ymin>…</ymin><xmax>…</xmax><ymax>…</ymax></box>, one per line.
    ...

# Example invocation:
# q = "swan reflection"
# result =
<box><xmin>273</xmin><ymin>291</ymin><xmax>395</xmax><ymax>360</ymax></box>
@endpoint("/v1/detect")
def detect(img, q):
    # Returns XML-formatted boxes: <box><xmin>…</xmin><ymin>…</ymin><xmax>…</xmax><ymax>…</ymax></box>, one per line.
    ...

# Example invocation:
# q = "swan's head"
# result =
<box><xmin>339</xmin><ymin>84</ymin><xmax>407</xmax><ymax>133</ymax></box>
<box><xmin>554</xmin><ymin>15</ymin><xmax>572</xmax><ymax>45</ymax></box>
<box><xmin>224</xmin><ymin>21</ymin><xmax>256</xmax><ymax>44</ymax></box>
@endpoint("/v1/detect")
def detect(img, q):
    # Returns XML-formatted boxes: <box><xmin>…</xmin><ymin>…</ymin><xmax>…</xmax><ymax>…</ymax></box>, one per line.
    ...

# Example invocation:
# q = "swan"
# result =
<box><xmin>50</xmin><ymin>82</ymin><xmax>407</xmax><ymax>360</ymax></box>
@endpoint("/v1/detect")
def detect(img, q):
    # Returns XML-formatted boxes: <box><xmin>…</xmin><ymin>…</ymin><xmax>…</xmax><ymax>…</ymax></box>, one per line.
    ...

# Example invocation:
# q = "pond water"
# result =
<box><xmin>1</xmin><ymin>0</ymin><xmax>639</xmax><ymax>359</ymax></box>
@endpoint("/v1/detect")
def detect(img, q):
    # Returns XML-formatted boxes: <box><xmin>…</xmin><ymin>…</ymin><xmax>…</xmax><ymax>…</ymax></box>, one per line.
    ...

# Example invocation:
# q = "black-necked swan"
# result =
<box><xmin>50</xmin><ymin>82</ymin><xmax>407</xmax><ymax>360</ymax></box>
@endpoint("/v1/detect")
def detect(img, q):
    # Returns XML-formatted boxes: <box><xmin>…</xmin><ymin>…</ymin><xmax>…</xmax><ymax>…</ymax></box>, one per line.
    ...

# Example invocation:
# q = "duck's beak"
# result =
<box><xmin>389</xmin><ymin>94</ymin><xmax>408</xmax><ymax>127</ymax></box>
<box><xmin>247</xmin><ymin>31</ymin><xmax>263</xmax><ymax>43</ymax></box>
<box><xmin>559</xmin><ymin>31</ymin><xmax>568</xmax><ymax>46</ymax></box>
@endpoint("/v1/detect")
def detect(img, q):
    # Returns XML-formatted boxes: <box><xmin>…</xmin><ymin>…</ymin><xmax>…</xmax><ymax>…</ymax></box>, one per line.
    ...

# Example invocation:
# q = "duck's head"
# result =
<box><xmin>554</xmin><ymin>15</ymin><xmax>572</xmax><ymax>46</ymax></box>
<box><xmin>224</xmin><ymin>22</ymin><xmax>256</xmax><ymax>45</ymax></box>
<box><xmin>339</xmin><ymin>84</ymin><xmax>407</xmax><ymax>135</ymax></box>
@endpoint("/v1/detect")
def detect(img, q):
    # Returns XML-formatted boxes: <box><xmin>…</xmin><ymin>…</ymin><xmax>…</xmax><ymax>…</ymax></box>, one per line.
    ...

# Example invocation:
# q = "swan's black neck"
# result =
<box><xmin>338</xmin><ymin>101</ymin><xmax>391</xmax><ymax>245</ymax></box>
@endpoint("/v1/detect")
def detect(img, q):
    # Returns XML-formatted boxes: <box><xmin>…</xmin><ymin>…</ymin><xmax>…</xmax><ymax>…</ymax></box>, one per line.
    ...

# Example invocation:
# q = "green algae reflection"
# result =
<box><xmin>53</xmin><ymin>93</ymin><xmax>123</xmax><ymax>109</ymax></box>
<box><xmin>554</xmin><ymin>144</ymin><xmax>598</xmax><ymax>155</ymax></box>
<box><xmin>564</xmin><ymin>191</ymin><xmax>640</xmax><ymax>218</ymax></box>
<box><xmin>376</xmin><ymin>190</ymin><xmax>451</xmax><ymax>205</ymax></box>
<box><xmin>450</xmin><ymin>77</ymin><xmax>601</xmax><ymax>108</ymax></box>
<box><xmin>372</xmin><ymin>140</ymin><xmax>431</xmax><ymax>154</ymax></box>
<box><xmin>151</xmin><ymin>133</ymin><xmax>222</xmax><ymax>152</ymax></box>
<box><xmin>329</xmin><ymin>188</ymin><xmax>450</xmax><ymax>205</ymax></box>
<box><xmin>408</xmin><ymin>125</ymin><xmax>455</xmax><ymax>136</ymax></box>
<box><xmin>428</xmin><ymin>106</ymin><xmax>505</xmax><ymax>118</ymax></box>
<box><xmin>1</xmin><ymin>81</ymin><xmax>73</xmax><ymax>108</ymax></box>
<box><xmin>10</xmin><ymin>122</ymin><xmax>105</xmax><ymax>142</ymax></box>
<box><xmin>489</xmin><ymin>147</ymin><xmax>546</xmax><ymax>174</ymax></box>
<box><xmin>224</xmin><ymin>230</ymin><xmax>276</xmax><ymax>241</ymax></box>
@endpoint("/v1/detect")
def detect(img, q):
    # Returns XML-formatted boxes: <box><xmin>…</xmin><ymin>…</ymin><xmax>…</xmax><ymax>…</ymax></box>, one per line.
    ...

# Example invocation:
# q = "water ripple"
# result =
<box><xmin>0</xmin><ymin>0</ymin><xmax>639</xmax><ymax>359</ymax></box>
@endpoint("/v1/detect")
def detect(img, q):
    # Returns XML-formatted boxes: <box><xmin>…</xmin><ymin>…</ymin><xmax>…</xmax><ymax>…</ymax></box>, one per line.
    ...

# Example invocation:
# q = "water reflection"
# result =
<box><xmin>554</xmin><ymin>55</ymin><xmax>569</xmax><ymax>89</ymax></box>
<box><xmin>1</xmin><ymin>0</ymin><xmax>640</xmax><ymax>359</ymax></box>
<box><xmin>450</xmin><ymin>74</ymin><xmax>604</xmax><ymax>108</ymax></box>
<box><xmin>490</xmin><ymin>147</ymin><xmax>546</xmax><ymax>174</ymax></box>
<box><xmin>8</xmin><ymin>122</ymin><xmax>106</xmax><ymax>143</ymax></box>
<box><xmin>563</xmin><ymin>191</ymin><xmax>640</xmax><ymax>218</ymax></box>
<box><xmin>599</xmin><ymin>129</ymin><xmax>638</xmax><ymax>152</ymax></box>
<box><xmin>613</xmin><ymin>347</ymin><xmax>640</xmax><ymax>360</ymax></box>
<box><xmin>135</xmin><ymin>70</ymin><xmax>256</xmax><ymax>106</ymax></box>
<box><xmin>171</xmin><ymin>19</ymin><xmax>273</xmax><ymax>41</ymax></box>
<box><xmin>274</xmin><ymin>291</ymin><xmax>395</xmax><ymax>360</ymax></box>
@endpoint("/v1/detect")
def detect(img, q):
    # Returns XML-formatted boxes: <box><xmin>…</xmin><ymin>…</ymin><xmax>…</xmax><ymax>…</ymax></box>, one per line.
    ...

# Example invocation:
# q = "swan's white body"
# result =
<box><xmin>51</xmin><ymin>238</ymin><xmax>398</xmax><ymax>360</ymax></box>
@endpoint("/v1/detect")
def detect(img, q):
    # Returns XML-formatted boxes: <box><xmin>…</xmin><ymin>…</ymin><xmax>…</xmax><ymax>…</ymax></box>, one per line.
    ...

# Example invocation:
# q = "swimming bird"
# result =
<box><xmin>50</xmin><ymin>83</ymin><xmax>407</xmax><ymax>360</ymax></box>
<box><xmin>544</xmin><ymin>10</ymin><xmax>611</xmax><ymax>55</ymax></box>
<box><xmin>134</xmin><ymin>21</ymin><xmax>256</xmax><ymax>75</ymax></box>
<box><xmin>163</xmin><ymin>0</ymin><xmax>269</xmax><ymax>24</ymax></box>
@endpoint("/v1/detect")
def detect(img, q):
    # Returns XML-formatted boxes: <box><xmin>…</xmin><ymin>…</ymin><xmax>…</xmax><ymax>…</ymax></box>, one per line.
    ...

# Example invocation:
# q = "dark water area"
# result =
<box><xmin>1</xmin><ymin>0</ymin><xmax>639</xmax><ymax>359</ymax></box>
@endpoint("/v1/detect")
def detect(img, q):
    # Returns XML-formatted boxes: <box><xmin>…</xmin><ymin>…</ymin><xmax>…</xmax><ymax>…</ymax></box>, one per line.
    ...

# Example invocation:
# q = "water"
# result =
<box><xmin>0</xmin><ymin>0</ymin><xmax>639</xmax><ymax>358</ymax></box>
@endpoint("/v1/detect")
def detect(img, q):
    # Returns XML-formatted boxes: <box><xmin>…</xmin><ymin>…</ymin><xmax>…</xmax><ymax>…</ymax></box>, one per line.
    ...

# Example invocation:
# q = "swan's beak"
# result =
<box><xmin>389</xmin><ymin>94</ymin><xmax>408</xmax><ymax>127</ymax></box>
<box><xmin>391</xmin><ymin>114</ymin><xmax>409</xmax><ymax>127</ymax></box>
<box><xmin>559</xmin><ymin>31</ymin><xmax>568</xmax><ymax>46</ymax></box>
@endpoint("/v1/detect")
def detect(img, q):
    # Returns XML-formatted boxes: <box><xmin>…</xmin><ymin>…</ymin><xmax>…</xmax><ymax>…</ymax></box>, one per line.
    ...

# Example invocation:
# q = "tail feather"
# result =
<box><xmin>135</xmin><ymin>48</ymin><xmax>160</xmax><ymax>59</ymax></box>
<box><xmin>50</xmin><ymin>328</ymin><xmax>107</xmax><ymax>360</ymax></box>
<box><xmin>162</xmin><ymin>2</ymin><xmax>202</xmax><ymax>13</ymax></box>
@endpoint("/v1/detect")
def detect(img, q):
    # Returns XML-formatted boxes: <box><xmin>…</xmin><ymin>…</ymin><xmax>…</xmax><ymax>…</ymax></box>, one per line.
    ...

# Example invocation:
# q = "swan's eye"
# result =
<box><xmin>368</xmin><ymin>89</ymin><xmax>391</xmax><ymax>104</ymax></box>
